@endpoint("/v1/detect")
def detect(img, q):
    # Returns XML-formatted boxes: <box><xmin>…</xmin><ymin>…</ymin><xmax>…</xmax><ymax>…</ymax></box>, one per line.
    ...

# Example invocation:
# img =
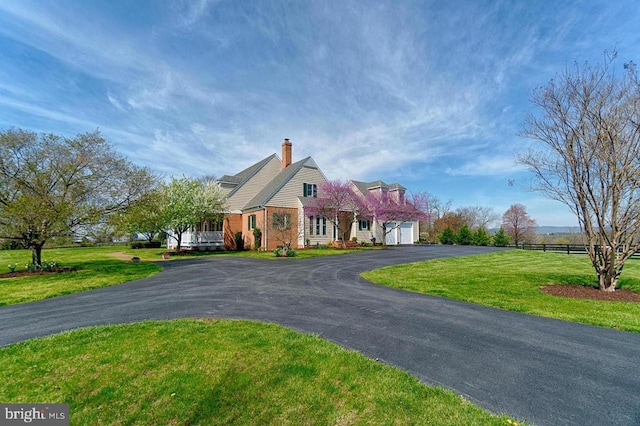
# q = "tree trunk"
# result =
<box><xmin>591</xmin><ymin>244</ymin><xmax>621</xmax><ymax>292</ymax></box>
<box><xmin>31</xmin><ymin>244</ymin><xmax>44</xmax><ymax>270</ymax></box>
<box><xmin>598</xmin><ymin>271</ymin><xmax>618</xmax><ymax>292</ymax></box>
<box><xmin>176</xmin><ymin>232</ymin><xmax>182</xmax><ymax>252</ymax></box>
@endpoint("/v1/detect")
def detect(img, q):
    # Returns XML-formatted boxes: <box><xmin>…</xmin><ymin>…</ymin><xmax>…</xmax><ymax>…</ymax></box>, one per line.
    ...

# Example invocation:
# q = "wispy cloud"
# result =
<box><xmin>0</xmin><ymin>0</ymin><xmax>638</xmax><ymax>225</ymax></box>
<box><xmin>446</xmin><ymin>155</ymin><xmax>527</xmax><ymax>177</ymax></box>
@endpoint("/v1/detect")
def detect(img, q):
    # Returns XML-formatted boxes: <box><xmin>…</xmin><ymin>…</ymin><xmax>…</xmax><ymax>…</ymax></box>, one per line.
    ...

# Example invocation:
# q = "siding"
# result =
<box><xmin>302</xmin><ymin>214</ymin><xmax>333</xmax><ymax>247</ymax></box>
<box><xmin>353</xmin><ymin>227</ymin><xmax>375</xmax><ymax>244</ymax></box>
<box><xmin>226</xmin><ymin>157</ymin><xmax>282</xmax><ymax>212</ymax></box>
<box><xmin>268</xmin><ymin>166</ymin><xmax>327</xmax><ymax>208</ymax></box>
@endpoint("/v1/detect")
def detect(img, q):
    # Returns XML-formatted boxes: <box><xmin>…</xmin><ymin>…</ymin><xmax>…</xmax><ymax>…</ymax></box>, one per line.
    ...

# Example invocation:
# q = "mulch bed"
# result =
<box><xmin>0</xmin><ymin>267</ymin><xmax>79</xmax><ymax>279</ymax></box>
<box><xmin>540</xmin><ymin>285</ymin><xmax>640</xmax><ymax>302</ymax></box>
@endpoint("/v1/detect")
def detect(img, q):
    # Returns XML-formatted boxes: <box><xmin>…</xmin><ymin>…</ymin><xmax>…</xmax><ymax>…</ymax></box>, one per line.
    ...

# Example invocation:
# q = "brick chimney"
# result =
<box><xmin>282</xmin><ymin>138</ymin><xmax>292</xmax><ymax>169</ymax></box>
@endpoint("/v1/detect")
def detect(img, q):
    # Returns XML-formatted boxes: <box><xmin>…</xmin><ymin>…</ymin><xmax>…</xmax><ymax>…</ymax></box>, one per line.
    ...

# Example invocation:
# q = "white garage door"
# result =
<box><xmin>400</xmin><ymin>223</ymin><xmax>414</xmax><ymax>244</ymax></box>
<box><xmin>385</xmin><ymin>222</ymin><xmax>397</xmax><ymax>245</ymax></box>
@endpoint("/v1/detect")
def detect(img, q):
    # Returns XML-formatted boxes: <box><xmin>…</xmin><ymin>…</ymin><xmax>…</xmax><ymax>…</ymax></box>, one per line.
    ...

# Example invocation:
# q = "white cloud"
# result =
<box><xmin>1</xmin><ymin>1</ymin><xmax>639</xmax><ymax>226</ymax></box>
<box><xmin>446</xmin><ymin>155</ymin><xmax>527</xmax><ymax>177</ymax></box>
<box><xmin>107</xmin><ymin>92</ymin><xmax>127</xmax><ymax>112</ymax></box>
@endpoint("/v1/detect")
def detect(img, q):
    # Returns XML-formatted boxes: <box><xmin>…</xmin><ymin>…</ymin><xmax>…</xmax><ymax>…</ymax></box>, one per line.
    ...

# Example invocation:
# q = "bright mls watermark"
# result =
<box><xmin>1</xmin><ymin>404</ymin><xmax>68</xmax><ymax>425</ymax></box>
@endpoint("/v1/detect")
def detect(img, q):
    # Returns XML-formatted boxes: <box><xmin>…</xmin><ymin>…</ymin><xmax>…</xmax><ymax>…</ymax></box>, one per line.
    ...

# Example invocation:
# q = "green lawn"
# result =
<box><xmin>362</xmin><ymin>250</ymin><xmax>640</xmax><ymax>333</ymax></box>
<box><xmin>122</xmin><ymin>246</ymin><xmax>383</xmax><ymax>261</ymax></box>
<box><xmin>0</xmin><ymin>246</ymin><xmax>161</xmax><ymax>306</ymax></box>
<box><xmin>0</xmin><ymin>246</ymin><xmax>382</xmax><ymax>306</ymax></box>
<box><xmin>0</xmin><ymin>319</ymin><xmax>519</xmax><ymax>425</ymax></box>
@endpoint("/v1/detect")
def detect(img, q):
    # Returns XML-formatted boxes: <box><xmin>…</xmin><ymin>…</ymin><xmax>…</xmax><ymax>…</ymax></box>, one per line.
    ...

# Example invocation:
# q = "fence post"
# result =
<box><xmin>543</xmin><ymin>244</ymin><xmax>546</xmax><ymax>252</ymax></box>
<box><xmin>567</xmin><ymin>245</ymin><xmax>570</xmax><ymax>255</ymax></box>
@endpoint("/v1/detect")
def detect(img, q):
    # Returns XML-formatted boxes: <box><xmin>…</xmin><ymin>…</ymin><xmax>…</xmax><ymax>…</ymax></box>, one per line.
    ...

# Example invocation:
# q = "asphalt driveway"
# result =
<box><xmin>2</xmin><ymin>245</ymin><xmax>639</xmax><ymax>425</ymax></box>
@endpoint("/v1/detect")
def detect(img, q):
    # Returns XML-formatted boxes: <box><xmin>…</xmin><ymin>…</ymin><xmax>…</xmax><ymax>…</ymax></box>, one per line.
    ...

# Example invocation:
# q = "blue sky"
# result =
<box><xmin>1</xmin><ymin>0</ymin><xmax>639</xmax><ymax>226</ymax></box>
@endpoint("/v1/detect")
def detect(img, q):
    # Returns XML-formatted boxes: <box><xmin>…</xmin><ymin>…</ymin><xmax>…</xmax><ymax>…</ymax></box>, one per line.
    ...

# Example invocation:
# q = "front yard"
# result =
<box><xmin>0</xmin><ymin>245</ymin><xmax>382</xmax><ymax>306</ymax></box>
<box><xmin>363</xmin><ymin>250</ymin><xmax>640</xmax><ymax>333</ymax></box>
<box><xmin>0</xmin><ymin>319</ymin><xmax>518</xmax><ymax>425</ymax></box>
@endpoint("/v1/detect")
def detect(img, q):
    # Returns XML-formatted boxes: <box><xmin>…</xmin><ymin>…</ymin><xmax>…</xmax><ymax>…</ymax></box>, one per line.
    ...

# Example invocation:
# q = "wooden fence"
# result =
<box><xmin>516</xmin><ymin>243</ymin><xmax>640</xmax><ymax>256</ymax></box>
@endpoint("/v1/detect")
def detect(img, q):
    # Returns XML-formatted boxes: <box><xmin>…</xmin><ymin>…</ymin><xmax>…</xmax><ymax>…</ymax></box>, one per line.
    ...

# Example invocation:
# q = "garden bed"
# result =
<box><xmin>0</xmin><ymin>267</ymin><xmax>79</xmax><ymax>279</ymax></box>
<box><xmin>540</xmin><ymin>284</ymin><xmax>640</xmax><ymax>302</ymax></box>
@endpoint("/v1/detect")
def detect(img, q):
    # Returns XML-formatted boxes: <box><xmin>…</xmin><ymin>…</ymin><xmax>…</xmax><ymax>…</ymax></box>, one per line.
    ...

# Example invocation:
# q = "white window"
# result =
<box><xmin>248</xmin><ymin>214</ymin><xmax>257</xmax><ymax>230</ymax></box>
<box><xmin>303</xmin><ymin>183</ymin><xmax>317</xmax><ymax>198</ymax></box>
<box><xmin>315</xmin><ymin>216</ymin><xmax>327</xmax><ymax>236</ymax></box>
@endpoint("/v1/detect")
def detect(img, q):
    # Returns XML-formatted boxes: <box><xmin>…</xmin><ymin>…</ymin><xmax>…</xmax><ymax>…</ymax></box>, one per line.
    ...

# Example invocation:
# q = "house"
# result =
<box><xmin>226</xmin><ymin>139</ymin><xmax>333</xmax><ymax>250</ymax></box>
<box><xmin>169</xmin><ymin>139</ymin><xmax>419</xmax><ymax>251</ymax></box>
<box><xmin>170</xmin><ymin>139</ymin><xmax>330</xmax><ymax>250</ymax></box>
<box><xmin>349</xmin><ymin>180</ymin><xmax>420</xmax><ymax>245</ymax></box>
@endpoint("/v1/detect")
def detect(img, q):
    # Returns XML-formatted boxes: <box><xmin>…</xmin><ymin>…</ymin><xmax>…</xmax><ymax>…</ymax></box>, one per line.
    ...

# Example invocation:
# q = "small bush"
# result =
<box><xmin>234</xmin><ymin>232</ymin><xmax>245</xmax><ymax>251</ymax></box>
<box><xmin>130</xmin><ymin>241</ymin><xmax>162</xmax><ymax>249</ymax></box>
<box><xmin>493</xmin><ymin>227</ymin><xmax>510</xmax><ymax>247</ymax></box>
<box><xmin>456</xmin><ymin>225</ymin><xmax>473</xmax><ymax>245</ymax></box>
<box><xmin>26</xmin><ymin>260</ymin><xmax>59</xmax><ymax>272</ymax></box>
<box><xmin>273</xmin><ymin>247</ymin><xmax>297</xmax><ymax>257</ymax></box>
<box><xmin>1</xmin><ymin>240</ymin><xmax>25</xmax><ymax>250</ymax></box>
<box><xmin>253</xmin><ymin>228</ymin><xmax>262</xmax><ymax>251</ymax></box>
<box><xmin>439</xmin><ymin>227</ymin><xmax>456</xmax><ymax>245</ymax></box>
<box><xmin>473</xmin><ymin>227</ymin><xmax>491</xmax><ymax>246</ymax></box>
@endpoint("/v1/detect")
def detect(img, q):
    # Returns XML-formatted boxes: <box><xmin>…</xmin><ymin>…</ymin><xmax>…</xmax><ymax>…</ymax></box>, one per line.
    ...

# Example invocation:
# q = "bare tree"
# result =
<box><xmin>268</xmin><ymin>208</ymin><xmax>301</xmax><ymax>249</ymax></box>
<box><xmin>519</xmin><ymin>52</ymin><xmax>640</xmax><ymax>291</ymax></box>
<box><xmin>502</xmin><ymin>204</ymin><xmax>537</xmax><ymax>246</ymax></box>
<box><xmin>433</xmin><ymin>212</ymin><xmax>465</xmax><ymax>236</ymax></box>
<box><xmin>456</xmin><ymin>206</ymin><xmax>499</xmax><ymax>229</ymax></box>
<box><xmin>421</xmin><ymin>193</ymin><xmax>451</xmax><ymax>243</ymax></box>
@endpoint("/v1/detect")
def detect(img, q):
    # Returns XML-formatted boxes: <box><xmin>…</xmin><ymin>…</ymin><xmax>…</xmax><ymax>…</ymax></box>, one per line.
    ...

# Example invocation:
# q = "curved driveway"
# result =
<box><xmin>2</xmin><ymin>246</ymin><xmax>640</xmax><ymax>425</ymax></box>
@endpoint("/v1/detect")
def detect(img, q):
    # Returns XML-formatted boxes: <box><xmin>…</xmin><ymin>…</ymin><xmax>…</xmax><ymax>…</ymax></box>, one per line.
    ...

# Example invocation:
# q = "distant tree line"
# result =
<box><xmin>421</xmin><ymin>193</ymin><xmax>537</xmax><ymax>247</ymax></box>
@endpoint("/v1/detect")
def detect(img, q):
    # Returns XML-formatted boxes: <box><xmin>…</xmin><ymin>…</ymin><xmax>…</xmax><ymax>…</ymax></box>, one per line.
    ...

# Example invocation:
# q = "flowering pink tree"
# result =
<box><xmin>363</xmin><ymin>190</ymin><xmax>429</xmax><ymax>244</ymax></box>
<box><xmin>306</xmin><ymin>180</ymin><xmax>363</xmax><ymax>248</ymax></box>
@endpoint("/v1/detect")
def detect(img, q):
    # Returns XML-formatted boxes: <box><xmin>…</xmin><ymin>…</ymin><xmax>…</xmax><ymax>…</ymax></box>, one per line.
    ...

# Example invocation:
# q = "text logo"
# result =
<box><xmin>1</xmin><ymin>404</ymin><xmax>68</xmax><ymax>425</ymax></box>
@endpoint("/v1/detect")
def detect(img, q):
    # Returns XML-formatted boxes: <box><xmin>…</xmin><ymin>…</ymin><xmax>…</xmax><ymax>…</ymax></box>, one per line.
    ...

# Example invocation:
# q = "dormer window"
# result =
<box><xmin>303</xmin><ymin>183</ymin><xmax>317</xmax><ymax>198</ymax></box>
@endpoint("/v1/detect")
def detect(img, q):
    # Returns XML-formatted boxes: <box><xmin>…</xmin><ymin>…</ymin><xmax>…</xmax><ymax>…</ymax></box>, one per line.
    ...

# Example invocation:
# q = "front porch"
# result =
<box><xmin>168</xmin><ymin>230</ymin><xmax>225</xmax><ymax>251</ymax></box>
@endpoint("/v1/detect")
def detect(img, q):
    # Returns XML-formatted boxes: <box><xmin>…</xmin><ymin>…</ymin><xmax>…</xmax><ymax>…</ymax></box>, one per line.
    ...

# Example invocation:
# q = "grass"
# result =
<box><xmin>0</xmin><ymin>245</ymin><xmax>383</xmax><ymax>306</ymax></box>
<box><xmin>0</xmin><ymin>319</ymin><xmax>520</xmax><ymax>425</ymax></box>
<box><xmin>0</xmin><ymin>246</ymin><xmax>161</xmax><ymax>306</ymax></box>
<box><xmin>121</xmin><ymin>246</ymin><xmax>384</xmax><ymax>261</ymax></box>
<box><xmin>362</xmin><ymin>250</ymin><xmax>640</xmax><ymax>333</ymax></box>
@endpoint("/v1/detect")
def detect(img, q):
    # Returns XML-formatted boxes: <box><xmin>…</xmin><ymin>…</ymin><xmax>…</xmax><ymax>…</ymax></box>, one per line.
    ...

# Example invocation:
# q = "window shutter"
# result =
<box><xmin>303</xmin><ymin>183</ymin><xmax>308</xmax><ymax>197</ymax></box>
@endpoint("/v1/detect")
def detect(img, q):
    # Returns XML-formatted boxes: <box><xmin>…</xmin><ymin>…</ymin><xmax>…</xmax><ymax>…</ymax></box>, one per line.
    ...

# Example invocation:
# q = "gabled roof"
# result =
<box><xmin>244</xmin><ymin>157</ymin><xmax>317</xmax><ymax>209</ymax></box>
<box><xmin>351</xmin><ymin>180</ymin><xmax>406</xmax><ymax>196</ymax></box>
<box><xmin>218</xmin><ymin>154</ymin><xmax>279</xmax><ymax>196</ymax></box>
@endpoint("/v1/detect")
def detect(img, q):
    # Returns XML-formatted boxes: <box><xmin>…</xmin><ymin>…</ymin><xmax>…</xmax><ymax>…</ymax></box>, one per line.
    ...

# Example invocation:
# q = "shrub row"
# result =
<box><xmin>130</xmin><ymin>241</ymin><xmax>162</xmax><ymax>249</ymax></box>
<box><xmin>439</xmin><ymin>226</ymin><xmax>510</xmax><ymax>247</ymax></box>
